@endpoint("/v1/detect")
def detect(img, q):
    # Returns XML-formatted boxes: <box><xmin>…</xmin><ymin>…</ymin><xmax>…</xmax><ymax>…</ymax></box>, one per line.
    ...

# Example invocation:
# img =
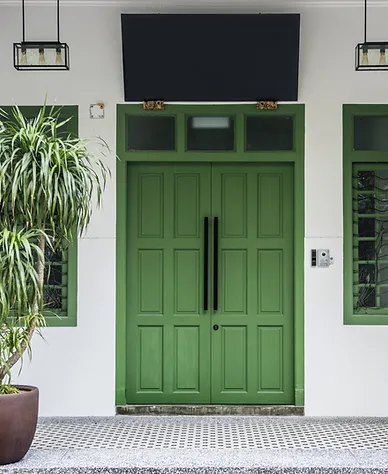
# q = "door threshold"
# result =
<box><xmin>116</xmin><ymin>405</ymin><xmax>304</xmax><ymax>416</ymax></box>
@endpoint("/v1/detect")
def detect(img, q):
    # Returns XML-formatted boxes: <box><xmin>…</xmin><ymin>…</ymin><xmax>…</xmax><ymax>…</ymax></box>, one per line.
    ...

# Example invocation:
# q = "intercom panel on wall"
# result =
<box><xmin>311</xmin><ymin>249</ymin><xmax>333</xmax><ymax>268</ymax></box>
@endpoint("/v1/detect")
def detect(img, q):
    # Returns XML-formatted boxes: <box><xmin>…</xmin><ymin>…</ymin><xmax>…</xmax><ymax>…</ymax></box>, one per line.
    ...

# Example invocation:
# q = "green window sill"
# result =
<box><xmin>345</xmin><ymin>313</ymin><xmax>388</xmax><ymax>325</ymax></box>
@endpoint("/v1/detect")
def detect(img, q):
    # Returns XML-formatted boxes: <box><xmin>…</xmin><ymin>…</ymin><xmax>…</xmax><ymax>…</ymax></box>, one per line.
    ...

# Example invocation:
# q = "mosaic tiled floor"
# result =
<box><xmin>33</xmin><ymin>416</ymin><xmax>388</xmax><ymax>450</ymax></box>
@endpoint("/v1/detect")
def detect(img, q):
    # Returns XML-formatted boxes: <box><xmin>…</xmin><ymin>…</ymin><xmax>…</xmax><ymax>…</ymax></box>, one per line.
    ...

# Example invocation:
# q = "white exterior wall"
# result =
<box><xmin>1</xmin><ymin>1</ymin><xmax>388</xmax><ymax>416</ymax></box>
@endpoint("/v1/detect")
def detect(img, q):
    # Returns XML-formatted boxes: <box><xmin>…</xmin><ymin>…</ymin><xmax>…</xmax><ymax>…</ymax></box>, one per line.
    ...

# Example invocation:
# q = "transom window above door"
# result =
<box><xmin>245</xmin><ymin>116</ymin><xmax>294</xmax><ymax>151</ymax></box>
<box><xmin>124</xmin><ymin>110</ymin><xmax>296</xmax><ymax>154</ymax></box>
<box><xmin>126</xmin><ymin>115</ymin><xmax>176</xmax><ymax>151</ymax></box>
<box><xmin>186</xmin><ymin>116</ymin><xmax>235</xmax><ymax>151</ymax></box>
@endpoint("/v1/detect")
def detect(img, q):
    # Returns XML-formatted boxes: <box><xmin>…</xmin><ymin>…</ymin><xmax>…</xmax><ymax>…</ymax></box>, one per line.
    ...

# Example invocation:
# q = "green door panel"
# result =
<box><xmin>211</xmin><ymin>164</ymin><xmax>294</xmax><ymax>404</ymax></box>
<box><xmin>126</xmin><ymin>163</ymin><xmax>212</xmax><ymax>403</ymax></box>
<box><xmin>127</xmin><ymin>162</ymin><xmax>294</xmax><ymax>404</ymax></box>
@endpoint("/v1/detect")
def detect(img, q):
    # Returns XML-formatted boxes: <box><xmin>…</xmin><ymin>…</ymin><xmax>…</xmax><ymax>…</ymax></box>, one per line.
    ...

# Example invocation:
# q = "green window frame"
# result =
<box><xmin>0</xmin><ymin>105</ymin><xmax>78</xmax><ymax>327</ymax></box>
<box><xmin>344</xmin><ymin>104</ymin><xmax>388</xmax><ymax>324</ymax></box>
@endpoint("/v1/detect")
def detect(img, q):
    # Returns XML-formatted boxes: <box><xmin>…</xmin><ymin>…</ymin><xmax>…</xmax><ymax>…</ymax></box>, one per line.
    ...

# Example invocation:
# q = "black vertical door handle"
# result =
<box><xmin>213</xmin><ymin>217</ymin><xmax>219</xmax><ymax>311</ymax></box>
<box><xmin>203</xmin><ymin>217</ymin><xmax>209</xmax><ymax>311</ymax></box>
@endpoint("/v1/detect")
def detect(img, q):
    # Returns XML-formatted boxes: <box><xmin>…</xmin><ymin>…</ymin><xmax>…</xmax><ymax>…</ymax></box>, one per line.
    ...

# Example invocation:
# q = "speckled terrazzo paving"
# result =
<box><xmin>1</xmin><ymin>416</ymin><xmax>388</xmax><ymax>473</ymax></box>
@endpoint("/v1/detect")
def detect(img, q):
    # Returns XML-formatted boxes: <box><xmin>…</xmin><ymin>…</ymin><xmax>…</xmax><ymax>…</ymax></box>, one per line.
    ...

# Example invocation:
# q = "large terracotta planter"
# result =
<box><xmin>0</xmin><ymin>385</ymin><xmax>39</xmax><ymax>465</ymax></box>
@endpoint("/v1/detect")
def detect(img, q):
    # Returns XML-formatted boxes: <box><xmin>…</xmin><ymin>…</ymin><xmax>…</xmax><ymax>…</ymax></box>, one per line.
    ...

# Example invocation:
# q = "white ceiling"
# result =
<box><xmin>1</xmin><ymin>0</ymin><xmax>388</xmax><ymax>6</ymax></box>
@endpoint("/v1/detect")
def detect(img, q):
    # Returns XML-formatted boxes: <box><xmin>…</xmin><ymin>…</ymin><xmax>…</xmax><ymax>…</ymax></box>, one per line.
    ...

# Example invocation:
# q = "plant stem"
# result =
<box><xmin>1</xmin><ymin>234</ymin><xmax>46</xmax><ymax>378</ymax></box>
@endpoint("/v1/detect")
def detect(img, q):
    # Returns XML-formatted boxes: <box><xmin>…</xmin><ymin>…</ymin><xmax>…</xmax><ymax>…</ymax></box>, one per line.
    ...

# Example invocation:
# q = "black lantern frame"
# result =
<box><xmin>13</xmin><ymin>0</ymin><xmax>69</xmax><ymax>71</ymax></box>
<box><xmin>14</xmin><ymin>42</ymin><xmax>70</xmax><ymax>71</ymax></box>
<box><xmin>356</xmin><ymin>42</ymin><xmax>388</xmax><ymax>71</ymax></box>
<box><xmin>355</xmin><ymin>0</ymin><xmax>388</xmax><ymax>71</ymax></box>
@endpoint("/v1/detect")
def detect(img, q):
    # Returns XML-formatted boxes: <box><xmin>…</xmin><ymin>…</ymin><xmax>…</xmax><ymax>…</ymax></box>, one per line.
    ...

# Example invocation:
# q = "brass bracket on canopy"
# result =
<box><xmin>256</xmin><ymin>101</ymin><xmax>278</xmax><ymax>110</ymax></box>
<box><xmin>143</xmin><ymin>100</ymin><xmax>165</xmax><ymax>110</ymax></box>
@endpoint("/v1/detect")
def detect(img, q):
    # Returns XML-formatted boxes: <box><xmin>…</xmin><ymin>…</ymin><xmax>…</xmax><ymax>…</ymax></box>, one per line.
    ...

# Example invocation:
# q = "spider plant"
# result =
<box><xmin>0</xmin><ymin>104</ymin><xmax>109</xmax><ymax>393</ymax></box>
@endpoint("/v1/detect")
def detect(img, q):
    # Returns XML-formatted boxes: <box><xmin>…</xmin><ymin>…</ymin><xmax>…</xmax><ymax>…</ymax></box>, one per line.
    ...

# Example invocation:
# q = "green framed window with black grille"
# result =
<box><xmin>43</xmin><ymin>244</ymin><xmax>77</xmax><ymax>327</ymax></box>
<box><xmin>344</xmin><ymin>105</ymin><xmax>388</xmax><ymax>324</ymax></box>
<box><xmin>1</xmin><ymin>105</ymin><xmax>78</xmax><ymax>327</ymax></box>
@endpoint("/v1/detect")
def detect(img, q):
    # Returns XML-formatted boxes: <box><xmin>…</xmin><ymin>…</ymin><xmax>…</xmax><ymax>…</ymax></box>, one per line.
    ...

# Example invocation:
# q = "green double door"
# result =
<box><xmin>127</xmin><ymin>162</ymin><xmax>294</xmax><ymax>404</ymax></box>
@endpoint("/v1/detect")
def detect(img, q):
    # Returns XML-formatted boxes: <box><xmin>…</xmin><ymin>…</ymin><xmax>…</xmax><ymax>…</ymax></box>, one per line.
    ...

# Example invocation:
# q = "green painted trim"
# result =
<box><xmin>115</xmin><ymin>103</ymin><xmax>305</xmax><ymax>405</ymax></box>
<box><xmin>343</xmin><ymin>104</ymin><xmax>388</xmax><ymax>325</ymax></box>
<box><xmin>1</xmin><ymin>105</ymin><xmax>79</xmax><ymax>328</ymax></box>
<box><xmin>294</xmin><ymin>388</ymin><xmax>304</xmax><ymax>406</ymax></box>
<box><xmin>343</xmin><ymin>105</ymin><xmax>353</xmax><ymax>326</ymax></box>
